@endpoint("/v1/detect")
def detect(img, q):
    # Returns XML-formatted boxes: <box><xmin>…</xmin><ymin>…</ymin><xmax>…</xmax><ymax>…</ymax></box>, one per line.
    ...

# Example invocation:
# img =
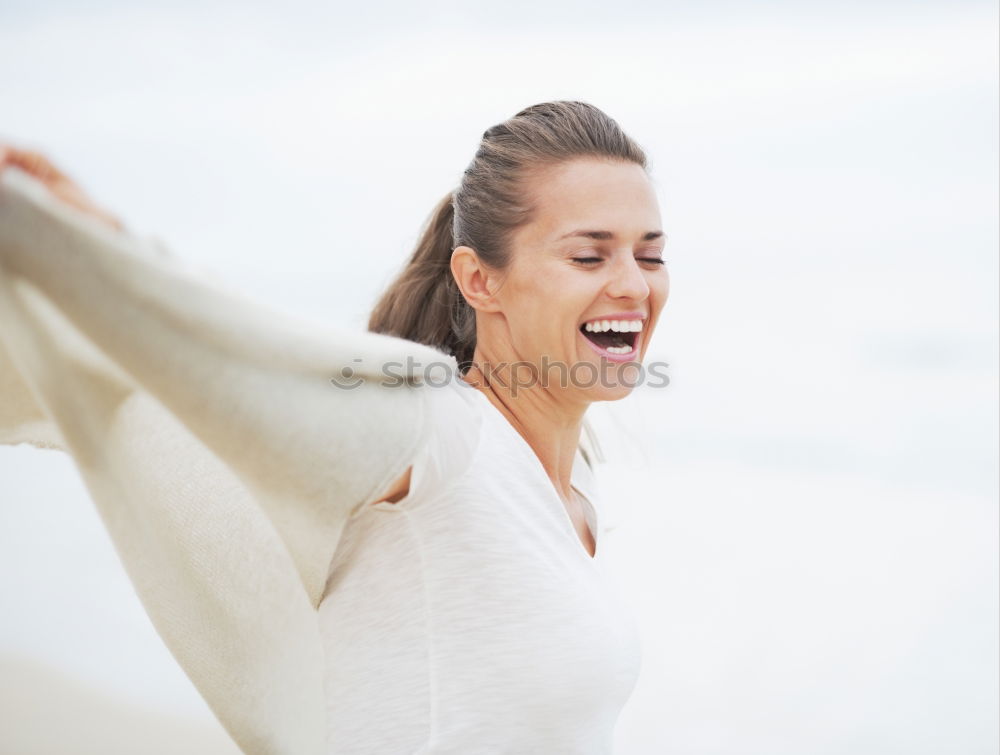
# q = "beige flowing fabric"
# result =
<box><xmin>0</xmin><ymin>167</ymin><xmax>457</xmax><ymax>754</ymax></box>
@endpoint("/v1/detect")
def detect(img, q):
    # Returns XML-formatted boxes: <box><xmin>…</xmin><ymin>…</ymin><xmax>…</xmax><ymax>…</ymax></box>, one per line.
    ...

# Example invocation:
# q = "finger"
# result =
<box><xmin>17</xmin><ymin>151</ymin><xmax>55</xmax><ymax>180</ymax></box>
<box><xmin>6</xmin><ymin>148</ymin><xmax>60</xmax><ymax>181</ymax></box>
<box><xmin>0</xmin><ymin>146</ymin><xmax>23</xmax><ymax>176</ymax></box>
<box><xmin>1</xmin><ymin>148</ymin><xmax>38</xmax><ymax>174</ymax></box>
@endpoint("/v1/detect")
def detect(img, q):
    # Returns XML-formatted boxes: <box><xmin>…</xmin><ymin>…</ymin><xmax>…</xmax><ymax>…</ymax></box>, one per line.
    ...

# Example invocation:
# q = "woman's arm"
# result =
<box><xmin>0</xmin><ymin>163</ymin><xmax>452</xmax><ymax>608</ymax></box>
<box><xmin>0</xmin><ymin>225</ymin><xmax>171</xmax><ymax>453</ymax></box>
<box><xmin>0</xmin><ymin>148</ymin><xmax>462</xmax><ymax>755</ymax></box>
<box><xmin>0</xmin><ymin>265</ymin><xmax>332</xmax><ymax>752</ymax></box>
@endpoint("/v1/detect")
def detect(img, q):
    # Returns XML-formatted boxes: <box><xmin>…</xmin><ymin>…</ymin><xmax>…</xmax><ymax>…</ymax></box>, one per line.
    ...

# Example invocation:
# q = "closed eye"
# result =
<box><xmin>572</xmin><ymin>256</ymin><xmax>667</xmax><ymax>267</ymax></box>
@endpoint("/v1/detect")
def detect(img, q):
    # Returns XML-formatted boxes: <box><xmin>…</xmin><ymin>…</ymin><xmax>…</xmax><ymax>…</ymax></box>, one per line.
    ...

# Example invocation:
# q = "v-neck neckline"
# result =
<box><xmin>462</xmin><ymin>383</ymin><xmax>600</xmax><ymax>561</ymax></box>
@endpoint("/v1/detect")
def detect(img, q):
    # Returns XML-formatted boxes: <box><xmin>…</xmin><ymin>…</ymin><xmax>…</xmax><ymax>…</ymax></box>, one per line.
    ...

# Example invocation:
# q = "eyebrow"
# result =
<box><xmin>557</xmin><ymin>229</ymin><xmax>665</xmax><ymax>242</ymax></box>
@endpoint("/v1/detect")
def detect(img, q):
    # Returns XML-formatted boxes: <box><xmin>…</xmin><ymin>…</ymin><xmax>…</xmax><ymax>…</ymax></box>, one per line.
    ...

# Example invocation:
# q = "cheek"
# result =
<box><xmin>499</xmin><ymin>268</ymin><xmax>551</xmax><ymax>338</ymax></box>
<box><xmin>653</xmin><ymin>270</ymin><xmax>670</xmax><ymax>307</ymax></box>
<box><xmin>503</xmin><ymin>261</ymin><xmax>591</xmax><ymax>345</ymax></box>
<box><xmin>643</xmin><ymin>272</ymin><xmax>670</xmax><ymax>336</ymax></box>
<box><xmin>510</xmin><ymin>261</ymin><xmax>565</xmax><ymax>313</ymax></box>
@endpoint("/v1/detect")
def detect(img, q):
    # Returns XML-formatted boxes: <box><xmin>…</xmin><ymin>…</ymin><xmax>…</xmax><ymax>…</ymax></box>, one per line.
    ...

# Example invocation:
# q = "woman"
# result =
<box><xmin>0</xmin><ymin>100</ymin><xmax>669</xmax><ymax>753</ymax></box>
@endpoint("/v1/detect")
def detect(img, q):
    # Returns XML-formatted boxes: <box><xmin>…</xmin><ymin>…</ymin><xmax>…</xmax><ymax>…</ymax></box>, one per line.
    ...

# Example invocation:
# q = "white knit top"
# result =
<box><xmin>0</xmin><ymin>167</ymin><xmax>640</xmax><ymax>753</ymax></box>
<box><xmin>318</xmin><ymin>378</ymin><xmax>641</xmax><ymax>752</ymax></box>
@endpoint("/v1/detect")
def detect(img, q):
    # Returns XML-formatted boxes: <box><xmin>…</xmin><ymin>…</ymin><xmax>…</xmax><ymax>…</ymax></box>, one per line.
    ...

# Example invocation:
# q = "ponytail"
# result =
<box><xmin>368</xmin><ymin>191</ymin><xmax>477</xmax><ymax>367</ymax></box>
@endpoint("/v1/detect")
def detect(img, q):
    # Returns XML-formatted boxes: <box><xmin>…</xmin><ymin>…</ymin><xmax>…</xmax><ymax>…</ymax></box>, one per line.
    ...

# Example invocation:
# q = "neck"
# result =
<box><xmin>460</xmin><ymin>345</ymin><xmax>587</xmax><ymax>503</ymax></box>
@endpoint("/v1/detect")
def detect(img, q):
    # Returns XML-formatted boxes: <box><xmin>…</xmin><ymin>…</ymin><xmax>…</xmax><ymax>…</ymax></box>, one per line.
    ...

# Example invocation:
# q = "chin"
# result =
<box><xmin>570</xmin><ymin>359</ymin><xmax>644</xmax><ymax>403</ymax></box>
<box><xmin>585</xmin><ymin>387</ymin><xmax>635</xmax><ymax>404</ymax></box>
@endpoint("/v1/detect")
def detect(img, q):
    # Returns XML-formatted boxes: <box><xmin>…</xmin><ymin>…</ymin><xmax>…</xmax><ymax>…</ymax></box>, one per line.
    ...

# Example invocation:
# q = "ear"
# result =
<box><xmin>450</xmin><ymin>245</ymin><xmax>503</xmax><ymax>313</ymax></box>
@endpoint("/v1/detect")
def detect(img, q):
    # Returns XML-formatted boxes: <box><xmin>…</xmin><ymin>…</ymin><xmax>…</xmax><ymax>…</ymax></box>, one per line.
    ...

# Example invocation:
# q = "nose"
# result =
<box><xmin>606</xmin><ymin>255</ymin><xmax>651</xmax><ymax>302</ymax></box>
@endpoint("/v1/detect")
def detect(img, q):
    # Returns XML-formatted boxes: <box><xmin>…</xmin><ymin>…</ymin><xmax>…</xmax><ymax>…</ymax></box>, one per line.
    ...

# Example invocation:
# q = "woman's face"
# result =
<box><xmin>486</xmin><ymin>156</ymin><xmax>670</xmax><ymax>401</ymax></box>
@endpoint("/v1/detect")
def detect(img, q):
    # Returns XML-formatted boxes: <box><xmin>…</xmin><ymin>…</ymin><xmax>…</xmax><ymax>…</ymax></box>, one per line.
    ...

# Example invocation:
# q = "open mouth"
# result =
<box><xmin>579</xmin><ymin>319</ymin><xmax>642</xmax><ymax>355</ymax></box>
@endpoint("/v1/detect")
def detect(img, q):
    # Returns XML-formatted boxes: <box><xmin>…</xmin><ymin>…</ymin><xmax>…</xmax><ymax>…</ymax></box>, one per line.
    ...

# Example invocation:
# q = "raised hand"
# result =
<box><xmin>0</xmin><ymin>144</ymin><xmax>125</xmax><ymax>232</ymax></box>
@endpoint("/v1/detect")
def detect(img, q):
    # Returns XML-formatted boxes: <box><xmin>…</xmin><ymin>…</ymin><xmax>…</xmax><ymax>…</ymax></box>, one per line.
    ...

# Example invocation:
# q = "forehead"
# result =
<box><xmin>517</xmin><ymin>157</ymin><xmax>661</xmax><ymax>245</ymax></box>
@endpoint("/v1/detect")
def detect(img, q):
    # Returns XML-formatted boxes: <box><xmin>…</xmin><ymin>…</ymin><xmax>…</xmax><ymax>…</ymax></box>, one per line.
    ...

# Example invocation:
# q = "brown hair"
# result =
<box><xmin>369</xmin><ymin>100</ymin><xmax>647</xmax><ymax>365</ymax></box>
<box><xmin>368</xmin><ymin>100</ymin><xmax>649</xmax><ymax>466</ymax></box>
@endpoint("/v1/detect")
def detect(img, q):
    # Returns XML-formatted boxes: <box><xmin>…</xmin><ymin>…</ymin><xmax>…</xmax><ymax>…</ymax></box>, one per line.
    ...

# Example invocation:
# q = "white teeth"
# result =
<box><xmin>605</xmin><ymin>344</ymin><xmax>632</xmax><ymax>354</ymax></box>
<box><xmin>583</xmin><ymin>319</ymin><xmax>644</xmax><ymax>333</ymax></box>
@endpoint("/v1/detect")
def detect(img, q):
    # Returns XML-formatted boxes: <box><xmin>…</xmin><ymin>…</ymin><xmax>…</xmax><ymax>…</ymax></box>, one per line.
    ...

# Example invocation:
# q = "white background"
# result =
<box><xmin>1</xmin><ymin>1</ymin><xmax>997</xmax><ymax>753</ymax></box>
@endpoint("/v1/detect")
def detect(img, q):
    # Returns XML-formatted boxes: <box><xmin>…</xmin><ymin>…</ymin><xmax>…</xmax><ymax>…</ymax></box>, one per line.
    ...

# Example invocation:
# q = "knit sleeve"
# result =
<box><xmin>0</xmin><ymin>167</ymin><xmax>456</xmax><ymax>754</ymax></box>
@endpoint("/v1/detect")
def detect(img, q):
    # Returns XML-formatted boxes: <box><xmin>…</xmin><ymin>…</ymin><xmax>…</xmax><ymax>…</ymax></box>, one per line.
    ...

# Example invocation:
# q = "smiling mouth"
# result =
<box><xmin>578</xmin><ymin>323</ymin><xmax>639</xmax><ymax>352</ymax></box>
